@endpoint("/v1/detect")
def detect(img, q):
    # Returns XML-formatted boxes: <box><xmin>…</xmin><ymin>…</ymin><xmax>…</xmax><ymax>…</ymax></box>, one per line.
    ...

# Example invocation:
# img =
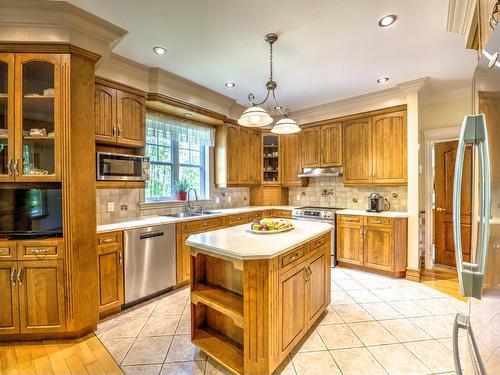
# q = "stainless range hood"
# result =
<box><xmin>298</xmin><ymin>167</ymin><xmax>343</xmax><ymax>178</ymax></box>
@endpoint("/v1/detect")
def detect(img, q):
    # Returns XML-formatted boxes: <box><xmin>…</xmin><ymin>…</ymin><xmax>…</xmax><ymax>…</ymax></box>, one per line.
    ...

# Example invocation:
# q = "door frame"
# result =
<box><xmin>423</xmin><ymin>126</ymin><xmax>461</xmax><ymax>270</ymax></box>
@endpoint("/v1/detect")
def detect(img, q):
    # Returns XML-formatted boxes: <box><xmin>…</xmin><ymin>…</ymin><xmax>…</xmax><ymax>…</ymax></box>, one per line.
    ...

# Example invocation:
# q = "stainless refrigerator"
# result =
<box><xmin>452</xmin><ymin>20</ymin><xmax>500</xmax><ymax>374</ymax></box>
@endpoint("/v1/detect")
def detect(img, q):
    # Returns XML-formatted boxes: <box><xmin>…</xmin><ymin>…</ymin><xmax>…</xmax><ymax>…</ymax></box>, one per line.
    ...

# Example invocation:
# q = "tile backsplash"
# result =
<box><xmin>96</xmin><ymin>187</ymin><xmax>250</xmax><ymax>225</ymax></box>
<box><xmin>288</xmin><ymin>176</ymin><xmax>407</xmax><ymax>211</ymax></box>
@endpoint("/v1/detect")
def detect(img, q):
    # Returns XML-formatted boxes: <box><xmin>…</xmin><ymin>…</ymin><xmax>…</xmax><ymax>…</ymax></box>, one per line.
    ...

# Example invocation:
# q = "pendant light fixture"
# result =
<box><xmin>238</xmin><ymin>33</ymin><xmax>300</xmax><ymax>134</ymax></box>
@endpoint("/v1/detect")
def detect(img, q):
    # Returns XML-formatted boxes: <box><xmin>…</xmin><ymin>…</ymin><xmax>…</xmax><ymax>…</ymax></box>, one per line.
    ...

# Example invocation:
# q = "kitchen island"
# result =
<box><xmin>186</xmin><ymin>220</ymin><xmax>332</xmax><ymax>375</ymax></box>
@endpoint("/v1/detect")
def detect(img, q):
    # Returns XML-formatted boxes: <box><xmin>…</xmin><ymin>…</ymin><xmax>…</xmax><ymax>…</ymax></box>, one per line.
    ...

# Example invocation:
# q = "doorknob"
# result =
<box><xmin>436</xmin><ymin>207</ymin><xmax>445</xmax><ymax>212</ymax></box>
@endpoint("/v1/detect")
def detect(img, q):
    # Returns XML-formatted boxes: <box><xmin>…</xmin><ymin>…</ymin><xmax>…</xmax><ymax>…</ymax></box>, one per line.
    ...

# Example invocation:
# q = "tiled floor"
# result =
<box><xmin>96</xmin><ymin>267</ymin><xmax>468</xmax><ymax>375</ymax></box>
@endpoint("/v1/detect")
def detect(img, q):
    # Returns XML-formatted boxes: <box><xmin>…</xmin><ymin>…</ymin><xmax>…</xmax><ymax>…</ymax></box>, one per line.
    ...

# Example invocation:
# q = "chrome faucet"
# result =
<box><xmin>187</xmin><ymin>188</ymin><xmax>198</xmax><ymax>215</ymax></box>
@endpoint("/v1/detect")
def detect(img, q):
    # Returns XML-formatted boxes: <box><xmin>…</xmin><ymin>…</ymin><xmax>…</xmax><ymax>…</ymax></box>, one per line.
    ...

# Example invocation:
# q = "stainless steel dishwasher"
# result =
<box><xmin>123</xmin><ymin>224</ymin><xmax>176</xmax><ymax>305</ymax></box>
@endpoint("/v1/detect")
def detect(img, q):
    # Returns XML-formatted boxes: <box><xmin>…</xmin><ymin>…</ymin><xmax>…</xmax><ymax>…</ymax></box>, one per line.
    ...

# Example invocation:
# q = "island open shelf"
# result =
<box><xmin>188</xmin><ymin>221</ymin><xmax>333</xmax><ymax>375</ymax></box>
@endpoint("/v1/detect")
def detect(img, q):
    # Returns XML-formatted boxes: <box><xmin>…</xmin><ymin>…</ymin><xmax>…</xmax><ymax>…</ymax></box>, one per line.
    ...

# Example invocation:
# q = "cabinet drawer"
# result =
<box><xmin>97</xmin><ymin>231</ymin><xmax>122</xmax><ymax>247</ymax></box>
<box><xmin>180</xmin><ymin>216</ymin><xmax>225</xmax><ymax>232</ymax></box>
<box><xmin>280</xmin><ymin>246</ymin><xmax>306</xmax><ymax>269</ymax></box>
<box><xmin>248</xmin><ymin>211</ymin><xmax>263</xmax><ymax>221</ymax></box>
<box><xmin>365</xmin><ymin>217</ymin><xmax>393</xmax><ymax>227</ymax></box>
<box><xmin>226</xmin><ymin>213</ymin><xmax>250</xmax><ymax>226</ymax></box>
<box><xmin>273</xmin><ymin>209</ymin><xmax>292</xmax><ymax>218</ymax></box>
<box><xmin>261</xmin><ymin>210</ymin><xmax>273</xmax><ymax>217</ymax></box>
<box><xmin>0</xmin><ymin>241</ymin><xmax>16</xmax><ymax>260</ymax></box>
<box><xmin>337</xmin><ymin>215</ymin><xmax>362</xmax><ymax>223</ymax></box>
<box><xmin>18</xmin><ymin>240</ymin><xmax>63</xmax><ymax>260</ymax></box>
<box><xmin>309</xmin><ymin>234</ymin><xmax>329</xmax><ymax>252</ymax></box>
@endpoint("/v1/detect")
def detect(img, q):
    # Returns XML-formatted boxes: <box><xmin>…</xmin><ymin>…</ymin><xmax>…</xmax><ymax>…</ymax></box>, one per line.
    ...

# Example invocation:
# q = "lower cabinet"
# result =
<box><xmin>97</xmin><ymin>232</ymin><xmax>124</xmax><ymax>316</ymax></box>
<box><xmin>0</xmin><ymin>257</ymin><xmax>66</xmax><ymax>334</ymax></box>
<box><xmin>336</xmin><ymin>215</ymin><xmax>407</xmax><ymax>277</ymax></box>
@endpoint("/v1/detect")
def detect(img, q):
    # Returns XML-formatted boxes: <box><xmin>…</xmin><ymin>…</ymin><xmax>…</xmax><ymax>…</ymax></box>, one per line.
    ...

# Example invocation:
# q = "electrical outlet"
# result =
<box><xmin>227</xmin><ymin>196</ymin><xmax>232</xmax><ymax>203</ymax></box>
<box><xmin>296</xmin><ymin>194</ymin><xmax>301</xmax><ymax>201</ymax></box>
<box><xmin>107</xmin><ymin>202</ymin><xmax>115</xmax><ymax>212</ymax></box>
<box><xmin>215</xmin><ymin>197</ymin><xmax>220</xmax><ymax>204</ymax></box>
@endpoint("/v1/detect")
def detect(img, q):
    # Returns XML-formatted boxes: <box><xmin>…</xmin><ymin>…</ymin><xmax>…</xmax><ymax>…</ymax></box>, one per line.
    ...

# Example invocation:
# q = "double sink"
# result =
<box><xmin>163</xmin><ymin>210</ymin><xmax>222</xmax><ymax>219</ymax></box>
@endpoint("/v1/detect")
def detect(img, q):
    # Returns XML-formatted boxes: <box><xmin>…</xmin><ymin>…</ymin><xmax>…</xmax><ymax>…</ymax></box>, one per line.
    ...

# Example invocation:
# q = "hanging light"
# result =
<box><xmin>271</xmin><ymin>118</ymin><xmax>301</xmax><ymax>134</ymax></box>
<box><xmin>237</xmin><ymin>106</ymin><xmax>273</xmax><ymax>127</ymax></box>
<box><xmin>238</xmin><ymin>33</ymin><xmax>296</xmax><ymax>131</ymax></box>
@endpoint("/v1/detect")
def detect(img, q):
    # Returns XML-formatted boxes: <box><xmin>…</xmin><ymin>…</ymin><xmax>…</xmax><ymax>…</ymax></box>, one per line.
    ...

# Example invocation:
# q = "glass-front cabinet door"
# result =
<box><xmin>15</xmin><ymin>54</ymin><xmax>61</xmax><ymax>181</ymax></box>
<box><xmin>0</xmin><ymin>54</ymin><xmax>14</xmax><ymax>182</ymax></box>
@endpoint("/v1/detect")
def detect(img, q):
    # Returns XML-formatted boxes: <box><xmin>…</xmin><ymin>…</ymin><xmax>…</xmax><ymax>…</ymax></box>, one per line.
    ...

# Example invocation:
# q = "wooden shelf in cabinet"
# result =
<box><xmin>192</xmin><ymin>283</ymin><xmax>244</xmax><ymax>328</ymax></box>
<box><xmin>192</xmin><ymin>326</ymin><xmax>243</xmax><ymax>375</ymax></box>
<box><xmin>23</xmin><ymin>136</ymin><xmax>55</xmax><ymax>141</ymax></box>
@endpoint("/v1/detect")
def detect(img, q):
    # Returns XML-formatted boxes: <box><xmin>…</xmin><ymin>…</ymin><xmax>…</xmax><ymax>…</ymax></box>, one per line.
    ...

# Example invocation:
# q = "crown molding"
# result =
<box><xmin>95</xmin><ymin>53</ymin><xmax>150</xmax><ymax>92</ymax></box>
<box><xmin>0</xmin><ymin>0</ymin><xmax>127</xmax><ymax>63</ymax></box>
<box><xmin>397</xmin><ymin>77</ymin><xmax>430</xmax><ymax>95</ymax></box>
<box><xmin>447</xmin><ymin>0</ymin><xmax>478</xmax><ymax>48</ymax></box>
<box><xmin>420</xmin><ymin>86</ymin><xmax>472</xmax><ymax>106</ymax></box>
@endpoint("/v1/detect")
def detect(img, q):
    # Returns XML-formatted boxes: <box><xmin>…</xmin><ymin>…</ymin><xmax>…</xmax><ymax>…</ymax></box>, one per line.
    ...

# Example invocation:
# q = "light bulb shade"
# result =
<box><xmin>238</xmin><ymin>106</ymin><xmax>273</xmax><ymax>127</ymax></box>
<box><xmin>271</xmin><ymin>118</ymin><xmax>301</xmax><ymax>134</ymax></box>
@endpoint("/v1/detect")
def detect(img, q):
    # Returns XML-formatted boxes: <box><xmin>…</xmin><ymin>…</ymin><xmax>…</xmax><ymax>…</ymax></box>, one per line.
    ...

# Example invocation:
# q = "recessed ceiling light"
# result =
<box><xmin>377</xmin><ymin>77</ymin><xmax>390</xmax><ymax>84</ymax></box>
<box><xmin>378</xmin><ymin>15</ymin><xmax>397</xmax><ymax>27</ymax></box>
<box><xmin>183</xmin><ymin>112</ymin><xmax>193</xmax><ymax>117</ymax></box>
<box><xmin>153</xmin><ymin>46</ymin><xmax>166</xmax><ymax>55</ymax></box>
<box><xmin>225</xmin><ymin>81</ymin><xmax>235</xmax><ymax>88</ymax></box>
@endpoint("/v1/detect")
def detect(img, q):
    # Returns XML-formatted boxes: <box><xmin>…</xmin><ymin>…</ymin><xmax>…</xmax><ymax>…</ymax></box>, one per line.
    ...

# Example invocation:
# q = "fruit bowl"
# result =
<box><xmin>248</xmin><ymin>218</ymin><xmax>294</xmax><ymax>234</ymax></box>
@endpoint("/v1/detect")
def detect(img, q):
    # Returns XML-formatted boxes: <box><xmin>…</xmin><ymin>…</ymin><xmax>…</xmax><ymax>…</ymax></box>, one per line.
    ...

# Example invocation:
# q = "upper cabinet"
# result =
<box><xmin>215</xmin><ymin>123</ymin><xmax>261</xmax><ymax>187</ymax></box>
<box><xmin>343</xmin><ymin>110</ymin><xmax>407</xmax><ymax>186</ymax></box>
<box><xmin>0</xmin><ymin>53</ymin><xmax>64</xmax><ymax>183</ymax></box>
<box><xmin>94</xmin><ymin>80</ymin><xmax>146</xmax><ymax>148</ymax></box>
<box><xmin>281</xmin><ymin>132</ymin><xmax>307</xmax><ymax>187</ymax></box>
<box><xmin>302</xmin><ymin>123</ymin><xmax>342</xmax><ymax>168</ymax></box>
<box><xmin>478</xmin><ymin>0</ymin><xmax>497</xmax><ymax>50</ymax></box>
<box><xmin>262</xmin><ymin>133</ymin><xmax>280</xmax><ymax>184</ymax></box>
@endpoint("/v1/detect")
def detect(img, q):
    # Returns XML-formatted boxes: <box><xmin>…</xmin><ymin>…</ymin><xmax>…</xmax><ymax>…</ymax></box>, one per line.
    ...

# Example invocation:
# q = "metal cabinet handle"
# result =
<box><xmin>100</xmin><ymin>238</ymin><xmax>115</xmax><ymax>244</ymax></box>
<box><xmin>10</xmin><ymin>268</ymin><xmax>16</xmax><ymax>285</ymax></box>
<box><xmin>112</xmin><ymin>126</ymin><xmax>116</xmax><ymax>137</ymax></box>
<box><xmin>304</xmin><ymin>268</ymin><xmax>309</xmax><ymax>281</ymax></box>
<box><xmin>359</xmin><ymin>229</ymin><xmax>364</xmax><ymax>237</ymax></box>
<box><xmin>31</xmin><ymin>248</ymin><xmax>50</xmax><ymax>254</ymax></box>
<box><xmin>16</xmin><ymin>267</ymin><xmax>23</xmax><ymax>285</ymax></box>
<box><xmin>13</xmin><ymin>159</ymin><xmax>19</xmax><ymax>176</ymax></box>
<box><xmin>436</xmin><ymin>207</ymin><xmax>445</xmax><ymax>212</ymax></box>
<box><xmin>453</xmin><ymin>114</ymin><xmax>491</xmax><ymax>298</ymax></box>
<box><xmin>7</xmin><ymin>158</ymin><xmax>13</xmax><ymax>176</ymax></box>
<box><xmin>203</xmin><ymin>222</ymin><xmax>208</xmax><ymax>226</ymax></box>
<box><xmin>117</xmin><ymin>126</ymin><xmax>122</xmax><ymax>137</ymax></box>
<box><xmin>0</xmin><ymin>249</ymin><xmax>4</xmax><ymax>254</ymax></box>
<box><xmin>452</xmin><ymin>313</ymin><xmax>486</xmax><ymax>375</ymax></box>
<box><xmin>119</xmin><ymin>251</ymin><xmax>123</xmax><ymax>264</ymax></box>
<box><xmin>372</xmin><ymin>220</ymin><xmax>382</xmax><ymax>224</ymax></box>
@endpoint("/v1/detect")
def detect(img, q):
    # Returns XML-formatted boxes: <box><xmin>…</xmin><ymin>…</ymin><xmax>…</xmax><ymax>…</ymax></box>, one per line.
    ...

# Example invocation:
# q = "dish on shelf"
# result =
<box><xmin>249</xmin><ymin>218</ymin><xmax>294</xmax><ymax>234</ymax></box>
<box><xmin>27</xmin><ymin>168</ymin><xmax>49</xmax><ymax>175</ymax></box>
<box><xmin>24</xmin><ymin>93</ymin><xmax>54</xmax><ymax>98</ymax></box>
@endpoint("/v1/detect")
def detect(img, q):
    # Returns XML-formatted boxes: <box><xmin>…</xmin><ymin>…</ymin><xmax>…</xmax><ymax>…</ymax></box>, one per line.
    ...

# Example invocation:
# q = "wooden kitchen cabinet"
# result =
<box><xmin>343</xmin><ymin>110</ymin><xmax>407</xmax><ymax>186</ymax></box>
<box><xmin>0</xmin><ymin>261</ymin><xmax>20</xmax><ymax>335</ymax></box>
<box><xmin>479</xmin><ymin>0</ymin><xmax>497</xmax><ymax>51</ymax></box>
<box><xmin>18</xmin><ymin>260</ymin><xmax>66</xmax><ymax>333</ymax></box>
<box><xmin>96</xmin><ymin>231</ymin><xmax>124</xmax><ymax>316</ymax></box>
<box><xmin>94</xmin><ymin>79</ymin><xmax>146</xmax><ymax>148</ymax></box>
<box><xmin>301</xmin><ymin>123</ymin><xmax>342</xmax><ymax>169</ymax></box>
<box><xmin>336</xmin><ymin>214</ymin><xmax>407</xmax><ymax>277</ymax></box>
<box><xmin>281</xmin><ymin>132</ymin><xmax>307</xmax><ymax>187</ymax></box>
<box><xmin>215</xmin><ymin>123</ymin><xmax>260</xmax><ymax>187</ymax></box>
<box><xmin>306</xmin><ymin>249</ymin><xmax>328</xmax><ymax>326</ymax></box>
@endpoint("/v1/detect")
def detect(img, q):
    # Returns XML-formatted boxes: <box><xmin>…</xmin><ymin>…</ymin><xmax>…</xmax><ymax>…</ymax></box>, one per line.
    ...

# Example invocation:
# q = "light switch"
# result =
<box><xmin>296</xmin><ymin>195</ymin><xmax>301</xmax><ymax>201</ymax></box>
<box><xmin>228</xmin><ymin>196</ymin><xmax>232</xmax><ymax>203</ymax></box>
<box><xmin>107</xmin><ymin>202</ymin><xmax>115</xmax><ymax>212</ymax></box>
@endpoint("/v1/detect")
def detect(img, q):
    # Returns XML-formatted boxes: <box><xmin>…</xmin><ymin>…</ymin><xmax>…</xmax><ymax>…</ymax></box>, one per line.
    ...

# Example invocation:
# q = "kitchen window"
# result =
<box><xmin>144</xmin><ymin>111</ymin><xmax>214</xmax><ymax>202</ymax></box>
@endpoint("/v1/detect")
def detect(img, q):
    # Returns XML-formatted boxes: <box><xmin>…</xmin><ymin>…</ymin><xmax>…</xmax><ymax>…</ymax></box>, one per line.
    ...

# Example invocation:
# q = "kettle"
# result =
<box><xmin>367</xmin><ymin>193</ymin><xmax>390</xmax><ymax>212</ymax></box>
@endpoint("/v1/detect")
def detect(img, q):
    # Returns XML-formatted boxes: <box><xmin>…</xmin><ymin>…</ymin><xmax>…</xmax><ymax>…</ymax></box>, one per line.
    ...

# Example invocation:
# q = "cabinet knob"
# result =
<box><xmin>0</xmin><ymin>249</ymin><xmax>4</xmax><ymax>254</ymax></box>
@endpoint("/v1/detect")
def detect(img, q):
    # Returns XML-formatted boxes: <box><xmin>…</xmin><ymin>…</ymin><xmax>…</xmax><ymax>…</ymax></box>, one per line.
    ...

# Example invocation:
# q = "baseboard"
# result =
<box><xmin>337</xmin><ymin>261</ymin><xmax>406</xmax><ymax>278</ymax></box>
<box><xmin>405</xmin><ymin>268</ymin><xmax>421</xmax><ymax>282</ymax></box>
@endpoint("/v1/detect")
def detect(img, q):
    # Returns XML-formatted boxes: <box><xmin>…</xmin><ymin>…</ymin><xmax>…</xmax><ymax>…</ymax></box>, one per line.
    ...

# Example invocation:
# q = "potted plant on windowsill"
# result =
<box><xmin>174</xmin><ymin>178</ymin><xmax>190</xmax><ymax>201</ymax></box>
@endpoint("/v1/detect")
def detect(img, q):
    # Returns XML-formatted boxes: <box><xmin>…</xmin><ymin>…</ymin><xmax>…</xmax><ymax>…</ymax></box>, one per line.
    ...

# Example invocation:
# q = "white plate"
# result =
<box><xmin>248</xmin><ymin>226</ymin><xmax>294</xmax><ymax>234</ymax></box>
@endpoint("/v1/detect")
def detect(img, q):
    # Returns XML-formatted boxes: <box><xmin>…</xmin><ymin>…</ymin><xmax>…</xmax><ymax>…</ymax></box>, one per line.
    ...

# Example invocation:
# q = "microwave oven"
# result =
<box><xmin>96</xmin><ymin>152</ymin><xmax>150</xmax><ymax>181</ymax></box>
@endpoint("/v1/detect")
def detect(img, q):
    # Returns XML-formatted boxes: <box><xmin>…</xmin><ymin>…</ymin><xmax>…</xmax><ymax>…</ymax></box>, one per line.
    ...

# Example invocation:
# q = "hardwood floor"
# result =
<box><xmin>421</xmin><ymin>266</ymin><xmax>468</xmax><ymax>302</ymax></box>
<box><xmin>0</xmin><ymin>334</ymin><xmax>123</xmax><ymax>375</ymax></box>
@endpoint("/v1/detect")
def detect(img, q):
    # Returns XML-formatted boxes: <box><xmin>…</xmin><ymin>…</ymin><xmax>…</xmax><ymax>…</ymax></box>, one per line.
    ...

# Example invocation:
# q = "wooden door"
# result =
<box><xmin>372</xmin><ymin>111</ymin><xmax>407</xmax><ymax>185</ymax></box>
<box><xmin>301</xmin><ymin>127</ymin><xmax>320</xmax><ymax>168</ymax></box>
<box><xmin>279</xmin><ymin>263</ymin><xmax>307</xmax><ymax>353</ymax></box>
<box><xmin>0</xmin><ymin>53</ymin><xmax>15</xmax><ymax>182</ymax></box>
<box><xmin>479</xmin><ymin>95</ymin><xmax>500</xmax><ymax>183</ymax></box>
<box><xmin>249</xmin><ymin>130</ymin><xmax>261</xmax><ymax>184</ymax></box>
<box><xmin>336</xmin><ymin>221</ymin><xmax>363</xmax><ymax>265</ymax></box>
<box><xmin>94</xmin><ymin>84</ymin><xmax>117</xmax><ymax>144</ymax></box>
<box><xmin>343</xmin><ymin>118</ymin><xmax>372</xmax><ymax>185</ymax></box>
<box><xmin>281</xmin><ymin>133</ymin><xmax>303</xmax><ymax>186</ymax></box>
<box><xmin>226</xmin><ymin>124</ymin><xmax>240</xmax><ymax>185</ymax></box>
<box><xmin>18</xmin><ymin>260</ymin><xmax>66</xmax><ymax>333</ymax></box>
<box><xmin>97</xmin><ymin>246</ymin><xmax>124</xmax><ymax>314</ymax></box>
<box><xmin>116</xmin><ymin>90</ymin><xmax>145</xmax><ymax>147</ymax></box>
<box><xmin>363</xmin><ymin>223</ymin><xmax>393</xmax><ymax>272</ymax></box>
<box><xmin>15</xmin><ymin>53</ymin><xmax>63</xmax><ymax>182</ymax></box>
<box><xmin>434</xmin><ymin>140</ymin><xmax>472</xmax><ymax>267</ymax></box>
<box><xmin>320</xmin><ymin>123</ymin><xmax>342</xmax><ymax>167</ymax></box>
<box><xmin>239</xmin><ymin>127</ymin><xmax>251</xmax><ymax>185</ymax></box>
<box><xmin>307</xmin><ymin>251</ymin><xmax>327</xmax><ymax>326</ymax></box>
<box><xmin>0</xmin><ymin>261</ymin><xmax>19</xmax><ymax>334</ymax></box>
<box><xmin>176</xmin><ymin>231</ymin><xmax>191</xmax><ymax>284</ymax></box>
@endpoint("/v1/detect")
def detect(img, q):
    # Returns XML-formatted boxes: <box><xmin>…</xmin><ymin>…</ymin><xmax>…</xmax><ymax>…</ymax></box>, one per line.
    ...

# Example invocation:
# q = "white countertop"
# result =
<box><xmin>186</xmin><ymin>219</ymin><xmax>333</xmax><ymax>260</ymax></box>
<box><xmin>336</xmin><ymin>209</ymin><xmax>409</xmax><ymax>218</ymax></box>
<box><xmin>96</xmin><ymin>206</ymin><xmax>297</xmax><ymax>234</ymax></box>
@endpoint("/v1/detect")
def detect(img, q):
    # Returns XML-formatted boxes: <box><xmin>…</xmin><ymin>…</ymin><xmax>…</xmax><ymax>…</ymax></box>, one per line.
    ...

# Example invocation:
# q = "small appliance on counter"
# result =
<box><xmin>367</xmin><ymin>193</ymin><xmax>390</xmax><ymax>212</ymax></box>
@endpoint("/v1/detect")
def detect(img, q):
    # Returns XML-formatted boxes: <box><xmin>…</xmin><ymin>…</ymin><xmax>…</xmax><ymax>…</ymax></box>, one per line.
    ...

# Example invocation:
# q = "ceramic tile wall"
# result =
<box><xmin>288</xmin><ymin>176</ymin><xmax>407</xmax><ymax>211</ymax></box>
<box><xmin>96</xmin><ymin>187</ymin><xmax>250</xmax><ymax>225</ymax></box>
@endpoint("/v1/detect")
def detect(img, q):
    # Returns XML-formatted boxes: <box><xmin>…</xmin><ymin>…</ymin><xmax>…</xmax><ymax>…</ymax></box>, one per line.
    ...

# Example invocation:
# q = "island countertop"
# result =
<box><xmin>186</xmin><ymin>219</ymin><xmax>333</xmax><ymax>260</ymax></box>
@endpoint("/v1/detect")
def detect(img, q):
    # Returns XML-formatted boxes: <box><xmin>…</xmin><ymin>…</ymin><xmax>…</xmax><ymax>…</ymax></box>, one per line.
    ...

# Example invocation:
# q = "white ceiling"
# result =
<box><xmin>67</xmin><ymin>0</ymin><xmax>477</xmax><ymax>111</ymax></box>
